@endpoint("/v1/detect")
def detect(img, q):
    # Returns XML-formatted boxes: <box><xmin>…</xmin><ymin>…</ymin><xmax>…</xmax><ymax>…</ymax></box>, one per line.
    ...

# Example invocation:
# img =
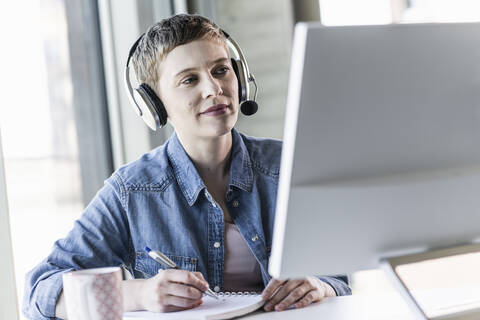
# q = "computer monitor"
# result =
<box><xmin>269</xmin><ymin>21</ymin><xmax>480</xmax><ymax>278</ymax></box>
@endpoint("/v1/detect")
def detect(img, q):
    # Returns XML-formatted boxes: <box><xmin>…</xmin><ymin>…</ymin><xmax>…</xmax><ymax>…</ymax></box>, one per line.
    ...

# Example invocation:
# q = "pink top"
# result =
<box><xmin>223</xmin><ymin>222</ymin><xmax>264</xmax><ymax>292</ymax></box>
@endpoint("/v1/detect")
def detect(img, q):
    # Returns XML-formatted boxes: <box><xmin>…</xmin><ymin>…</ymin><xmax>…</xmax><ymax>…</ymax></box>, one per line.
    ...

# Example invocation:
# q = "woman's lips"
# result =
<box><xmin>201</xmin><ymin>104</ymin><xmax>228</xmax><ymax>116</ymax></box>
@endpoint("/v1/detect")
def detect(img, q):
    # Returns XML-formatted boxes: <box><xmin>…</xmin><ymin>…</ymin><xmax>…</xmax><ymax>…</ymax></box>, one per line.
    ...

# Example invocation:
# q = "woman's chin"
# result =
<box><xmin>207</xmin><ymin>115</ymin><xmax>238</xmax><ymax>136</ymax></box>
<box><xmin>208</xmin><ymin>125</ymin><xmax>235</xmax><ymax>138</ymax></box>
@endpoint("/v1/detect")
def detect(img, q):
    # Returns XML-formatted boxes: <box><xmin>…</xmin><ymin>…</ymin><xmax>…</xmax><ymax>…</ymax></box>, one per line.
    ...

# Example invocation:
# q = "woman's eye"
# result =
<box><xmin>181</xmin><ymin>76</ymin><xmax>197</xmax><ymax>85</ymax></box>
<box><xmin>214</xmin><ymin>66</ymin><xmax>229</xmax><ymax>76</ymax></box>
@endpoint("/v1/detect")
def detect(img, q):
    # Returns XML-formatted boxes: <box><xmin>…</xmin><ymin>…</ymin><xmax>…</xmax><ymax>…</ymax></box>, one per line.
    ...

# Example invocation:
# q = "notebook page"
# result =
<box><xmin>123</xmin><ymin>294</ymin><xmax>265</xmax><ymax>320</ymax></box>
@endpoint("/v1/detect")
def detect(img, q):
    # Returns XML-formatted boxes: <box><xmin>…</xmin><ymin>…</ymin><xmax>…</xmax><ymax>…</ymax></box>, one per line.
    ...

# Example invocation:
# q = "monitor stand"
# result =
<box><xmin>380</xmin><ymin>243</ymin><xmax>480</xmax><ymax>320</ymax></box>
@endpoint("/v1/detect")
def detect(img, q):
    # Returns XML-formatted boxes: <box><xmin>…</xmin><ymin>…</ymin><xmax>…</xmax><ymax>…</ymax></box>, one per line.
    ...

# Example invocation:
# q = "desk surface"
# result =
<box><xmin>242</xmin><ymin>292</ymin><xmax>414</xmax><ymax>320</ymax></box>
<box><xmin>123</xmin><ymin>289</ymin><xmax>480</xmax><ymax>319</ymax></box>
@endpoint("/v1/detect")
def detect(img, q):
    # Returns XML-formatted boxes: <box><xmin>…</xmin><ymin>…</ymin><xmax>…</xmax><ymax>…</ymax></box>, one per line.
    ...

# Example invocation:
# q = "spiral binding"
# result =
<box><xmin>216</xmin><ymin>291</ymin><xmax>260</xmax><ymax>297</ymax></box>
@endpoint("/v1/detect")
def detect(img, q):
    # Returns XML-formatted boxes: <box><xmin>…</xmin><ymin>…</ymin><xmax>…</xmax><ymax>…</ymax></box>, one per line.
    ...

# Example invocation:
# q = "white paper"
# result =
<box><xmin>123</xmin><ymin>294</ymin><xmax>264</xmax><ymax>320</ymax></box>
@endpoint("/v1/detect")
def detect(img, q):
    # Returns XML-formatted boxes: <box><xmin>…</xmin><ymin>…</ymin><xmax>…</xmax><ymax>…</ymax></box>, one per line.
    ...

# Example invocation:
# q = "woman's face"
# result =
<box><xmin>156</xmin><ymin>38</ymin><xmax>239</xmax><ymax>140</ymax></box>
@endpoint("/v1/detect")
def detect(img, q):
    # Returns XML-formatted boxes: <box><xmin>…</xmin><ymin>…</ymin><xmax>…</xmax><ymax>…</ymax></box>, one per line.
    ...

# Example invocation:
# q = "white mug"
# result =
<box><xmin>62</xmin><ymin>266</ymin><xmax>123</xmax><ymax>320</ymax></box>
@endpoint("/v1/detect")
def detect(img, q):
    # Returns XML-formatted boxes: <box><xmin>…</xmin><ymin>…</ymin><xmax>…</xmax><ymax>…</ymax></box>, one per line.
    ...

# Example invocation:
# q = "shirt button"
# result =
<box><xmin>251</xmin><ymin>234</ymin><xmax>259</xmax><ymax>242</ymax></box>
<box><xmin>214</xmin><ymin>286</ymin><xmax>220</xmax><ymax>292</ymax></box>
<box><xmin>232</xmin><ymin>200</ymin><xmax>239</xmax><ymax>208</ymax></box>
<box><xmin>214</xmin><ymin>242</ymin><xmax>221</xmax><ymax>248</ymax></box>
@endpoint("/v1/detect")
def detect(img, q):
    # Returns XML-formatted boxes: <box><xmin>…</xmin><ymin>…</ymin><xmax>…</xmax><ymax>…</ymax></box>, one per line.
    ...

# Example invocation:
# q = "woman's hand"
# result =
<box><xmin>123</xmin><ymin>269</ymin><xmax>209</xmax><ymax>312</ymax></box>
<box><xmin>261</xmin><ymin>277</ymin><xmax>336</xmax><ymax>312</ymax></box>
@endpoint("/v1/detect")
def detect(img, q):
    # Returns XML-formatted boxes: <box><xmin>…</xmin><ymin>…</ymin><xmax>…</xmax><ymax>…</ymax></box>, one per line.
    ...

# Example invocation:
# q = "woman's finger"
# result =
<box><xmin>161</xmin><ymin>300</ymin><xmax>203</xmax><ymax>312</ymax></box>
<box><xmin>295</xmin><ymin>290</ymin><xmax>321</xmax><ymax>309</ymax></box>
<box><xmin>193</xmin><ymin>271</ymin><xmax>206</xmax><ymax>283</ymax></box>
<box><xmin>275</xmin><ymin>284</ymin><xmax>317</xmax><ymax>311</ymax></box>
<box><xmin>165</xmin><ymin>282</ymin><xmax>204</xmax><ymax>300</ymax></box>
<box><xmin>162</xmin><ymin>294</ymin><xmax>202</xmax><ymax>309</ymax></box>
<box><xmin>163</xmin><ymin>269</ymin><xmax>208</xmax><ymax>291</ymax></box>
<box><xmin>263</xmin><ymin>279</ymin><xmax>303</xmax><ymax>311</ymax></box>
<box><xmin>261</xmin><ymin>278</ymin><xmax>287</xmax><ymax>301</ymax></box>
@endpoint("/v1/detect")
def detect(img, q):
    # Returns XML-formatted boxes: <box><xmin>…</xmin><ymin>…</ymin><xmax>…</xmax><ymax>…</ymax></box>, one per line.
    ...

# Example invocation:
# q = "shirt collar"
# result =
<box><xmin>166</xmin><ymin>128</ymin><xmax>253</xmax><ymax>207</ymax></box>
<box><xmin>166</xmin><ymin>132</ymin><xmax>205</xmax><ymax>206</ymax></box>
<box><xmin>229</xmin><ymin>128</ymin><xmax>253</xmax><ymax>192</ymax></box>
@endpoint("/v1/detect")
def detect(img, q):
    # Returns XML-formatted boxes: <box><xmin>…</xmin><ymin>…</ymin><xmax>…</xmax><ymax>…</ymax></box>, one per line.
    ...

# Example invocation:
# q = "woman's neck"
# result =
<box><xmin>176</xmin><ymin>131</ymin><xmax>232</xmax><ymax>184</ymax></box>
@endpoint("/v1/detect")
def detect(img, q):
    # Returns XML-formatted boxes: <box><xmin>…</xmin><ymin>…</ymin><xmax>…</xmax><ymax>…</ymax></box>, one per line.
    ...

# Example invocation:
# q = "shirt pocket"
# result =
<box><xmin>134</xmin><ymin>252</ymin><xmax>198</xmax><ymax>278</ymax></box>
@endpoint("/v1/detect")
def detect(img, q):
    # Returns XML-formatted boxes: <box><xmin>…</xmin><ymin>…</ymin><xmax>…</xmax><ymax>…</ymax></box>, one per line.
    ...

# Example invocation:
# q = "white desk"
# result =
<box><xmin>124</xmin><ymin>287</ymin><xmax>480</xmax><ymax>319</ymax></box>
<box><xmin>123</xmin><ymin>293</ymin><xmax>414</xmax><ymax>320</ymax></box>
<box><xmin>242</xmin><ymin>293</ymin><xmax>415</xmax><ymax>320</ymax></box>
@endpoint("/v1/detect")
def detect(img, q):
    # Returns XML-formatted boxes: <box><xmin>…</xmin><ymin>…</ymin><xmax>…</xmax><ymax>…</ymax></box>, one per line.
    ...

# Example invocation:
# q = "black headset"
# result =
<box><xmin>124</xmin><ymin>30</ymin><xmax>259</xmax><ymax>131</ymax></box>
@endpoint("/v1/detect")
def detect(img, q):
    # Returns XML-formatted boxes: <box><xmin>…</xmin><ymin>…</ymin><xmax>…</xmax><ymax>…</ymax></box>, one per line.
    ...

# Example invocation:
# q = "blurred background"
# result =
<box><xmin>1</xmin><ymin>0</ymin><xmax>480</xmax><ymax>318</ymax></box>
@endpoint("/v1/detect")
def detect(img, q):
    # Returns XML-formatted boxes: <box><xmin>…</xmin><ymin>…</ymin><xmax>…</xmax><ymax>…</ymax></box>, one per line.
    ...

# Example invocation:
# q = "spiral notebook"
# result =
<box><xmin>123</xmin><ymin>292</ymin><xmax>265</xmax><ymax>320</ymax></box>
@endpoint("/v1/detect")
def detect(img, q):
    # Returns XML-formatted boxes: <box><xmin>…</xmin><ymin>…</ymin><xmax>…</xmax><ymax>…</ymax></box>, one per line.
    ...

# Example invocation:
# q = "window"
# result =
<box><xmin>319</xmin><ymin>0</ymin><xmax>480</xmax><ymax>26</ymax></box>
<box><xmin>402</xmin><ymin>0</ymin><xmax>480</xmax><ymax>23</ymax></box>
<box><xmin>320</xmin><ymin>0</ymin><xmax>393</xmax><ymax>26</ymax></box>
<box><xmin>0</xmin><ymin>1</ymin><xmax>111</xmax><ymax>317</ymax></box>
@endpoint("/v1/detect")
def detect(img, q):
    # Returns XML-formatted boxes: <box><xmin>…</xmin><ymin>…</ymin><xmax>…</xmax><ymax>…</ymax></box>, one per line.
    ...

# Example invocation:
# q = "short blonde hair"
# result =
<box><xmin>131</xmin><ymin>14</ymin><xmax>226</xmax><ymax>91</ymax></box>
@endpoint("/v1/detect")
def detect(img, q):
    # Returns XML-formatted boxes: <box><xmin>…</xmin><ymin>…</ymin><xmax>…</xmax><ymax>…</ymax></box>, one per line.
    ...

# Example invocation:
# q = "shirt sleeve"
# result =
<box><xmin>22</xmin><ymin>174</ymin><xmax>132</xmax><ymax>319</ymax></box>
<box><xmin>318</xmin><ymin>274</ymin><xmax>352</xmax><ymax>296</ymax></box>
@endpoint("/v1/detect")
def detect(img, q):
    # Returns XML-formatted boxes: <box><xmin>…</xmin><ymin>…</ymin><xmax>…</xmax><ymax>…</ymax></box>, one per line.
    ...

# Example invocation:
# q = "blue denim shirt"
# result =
<box><xmin>23</xmin><ymin>128</ymin><xmax>351</xmax><ymax>319</ymax></box>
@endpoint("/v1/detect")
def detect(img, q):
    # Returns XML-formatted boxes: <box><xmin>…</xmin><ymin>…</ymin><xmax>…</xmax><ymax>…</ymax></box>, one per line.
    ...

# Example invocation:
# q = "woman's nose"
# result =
<box><xmin>201</xmin><ymin>75</ymin><xmax>223</xmax><ymax>99</ymax></box>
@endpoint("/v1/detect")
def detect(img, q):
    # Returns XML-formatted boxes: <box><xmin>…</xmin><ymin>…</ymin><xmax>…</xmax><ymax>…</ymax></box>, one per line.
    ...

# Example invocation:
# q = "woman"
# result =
<box><xmin>23</xmin><ymin>14</ymin><xmax>350</xmax><ymax>319</ymax></box>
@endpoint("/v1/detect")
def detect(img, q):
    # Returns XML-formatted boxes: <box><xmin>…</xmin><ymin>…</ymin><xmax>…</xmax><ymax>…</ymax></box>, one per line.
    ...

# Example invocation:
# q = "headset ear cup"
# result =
<box><xmin>138</xmin><ymin>83</ymin><xmax>168</xmax><ymax>128</ymax></box>
<box><xmin>231</xmin><ymin>58</ymin><xmax>247</xmax><ymax>103</ymax></box>
<box><xmin>134</xmin><ymin>87</ymin><xmax>160</xmax><ymax>130</ymax></box>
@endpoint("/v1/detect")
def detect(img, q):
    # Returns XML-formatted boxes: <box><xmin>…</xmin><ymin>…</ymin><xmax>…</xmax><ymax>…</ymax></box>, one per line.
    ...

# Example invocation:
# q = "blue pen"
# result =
<box><xmin>145</xmin><ymin>247</ymin><xmax>219</xmax><ymax>300</ymax></box>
